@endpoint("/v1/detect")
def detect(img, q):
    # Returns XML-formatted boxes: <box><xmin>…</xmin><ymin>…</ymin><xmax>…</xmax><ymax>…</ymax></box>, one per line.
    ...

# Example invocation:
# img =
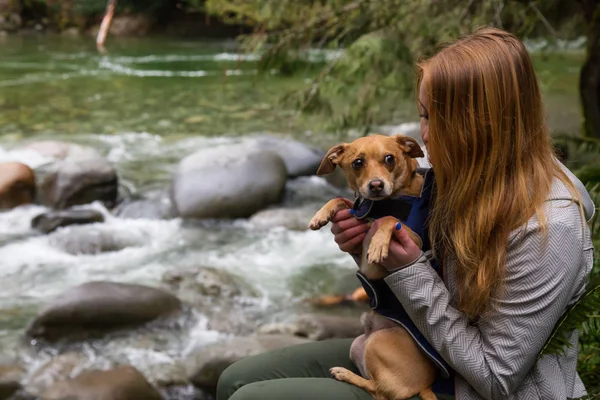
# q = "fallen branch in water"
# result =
<box><xmin>96</xmin><ymin>0</ymin><xmax>117</xmax><ymax>54</ymax></box>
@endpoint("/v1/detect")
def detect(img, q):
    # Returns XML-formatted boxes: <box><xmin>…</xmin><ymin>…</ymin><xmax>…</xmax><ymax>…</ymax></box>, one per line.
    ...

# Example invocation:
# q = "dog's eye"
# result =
<box><xmin>352</xmin><ymin>159</ymin><xmax>364</xmax><ymax>170</ymax></box>
<box><xmin>384</xmin><ymin>155</ymin><xmax>395</xmax><ymax>165</ymax></box>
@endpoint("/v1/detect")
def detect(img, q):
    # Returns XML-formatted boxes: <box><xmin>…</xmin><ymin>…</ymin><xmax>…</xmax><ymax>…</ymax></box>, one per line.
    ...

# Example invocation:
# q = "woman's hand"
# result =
<box><xmin>366</xmin><ymin>218</ymin><xmax>423</xmax><ymax>271</ymax></box>
<box><xmin>330</xmin><ymin>198</ymin><xmax>369</xmax><ymax>255</ymax></box>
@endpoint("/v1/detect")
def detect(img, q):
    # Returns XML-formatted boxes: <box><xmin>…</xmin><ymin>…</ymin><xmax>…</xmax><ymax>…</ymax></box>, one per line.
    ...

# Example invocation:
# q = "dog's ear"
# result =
<box><xmin>394</xmin><ymin>135</ymin><xmax>424</xmax><ymax>158</ymax></box>
<box><xmin>316</xmin><ymin>144</ymin><xmax>347</xmax><ymax>175</ymax></box>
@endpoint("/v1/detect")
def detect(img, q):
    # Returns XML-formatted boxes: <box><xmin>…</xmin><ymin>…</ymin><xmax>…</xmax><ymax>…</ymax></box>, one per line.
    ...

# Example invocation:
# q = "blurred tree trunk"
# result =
<box><xmin>578</xmin><ymin>0</ymin><xmax>600</xmax><ymax>139</ymax></box>
<box><xmin>96</xmin><ymin>0</ymin><xmax>117</xmax><ymax>52</ymax></box>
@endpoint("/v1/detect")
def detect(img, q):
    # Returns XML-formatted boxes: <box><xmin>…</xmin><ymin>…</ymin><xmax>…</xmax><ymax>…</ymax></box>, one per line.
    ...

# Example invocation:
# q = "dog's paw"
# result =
<box><xmin>330</xmin><ymin>367</ymin><xmax>353</xmax><ymax>383</ymax></box>
<box><xmin>367</xmin><ymin>244</ymin><xmax>388</xmax><ymax>264</ymax></box>
<box><xmin>308</xmin><ymin>213</ymin><xmax>330</xmax><ymax>230</ymax></box>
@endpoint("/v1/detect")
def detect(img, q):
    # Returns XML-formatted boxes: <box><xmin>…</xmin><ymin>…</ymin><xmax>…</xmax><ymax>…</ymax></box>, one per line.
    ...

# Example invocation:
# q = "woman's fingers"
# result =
<box><xmin>339</xmin><ymin>232</ymin><xmax>367</xmax><ymax>253</ymax></box>
<box><xmin>333</xmin><ymin>223</ymin><xmax>369</xmax><ymax>245</ymax></box>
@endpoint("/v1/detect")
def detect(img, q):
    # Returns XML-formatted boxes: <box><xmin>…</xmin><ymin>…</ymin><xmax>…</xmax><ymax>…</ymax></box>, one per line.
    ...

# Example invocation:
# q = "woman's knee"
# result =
<box><xmin>216</xmin><ymin>361</ymin><xmax>248</xmax><ymax>400</ymax></box>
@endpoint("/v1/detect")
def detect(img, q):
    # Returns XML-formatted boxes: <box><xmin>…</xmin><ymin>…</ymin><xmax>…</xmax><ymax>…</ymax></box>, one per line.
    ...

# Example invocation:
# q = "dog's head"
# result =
<box><xmin>316</xmin><ymin>134</ymin><xmax>424</xmax><ymax>200</ymax></box>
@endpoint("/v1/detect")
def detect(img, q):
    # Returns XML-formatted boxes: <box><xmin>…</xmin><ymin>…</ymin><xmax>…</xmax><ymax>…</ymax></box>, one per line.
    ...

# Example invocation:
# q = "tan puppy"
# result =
<box><xmin>309</xmin><ymin>134</ymin><xmax>437</xmax><ymax>400</ymax></box>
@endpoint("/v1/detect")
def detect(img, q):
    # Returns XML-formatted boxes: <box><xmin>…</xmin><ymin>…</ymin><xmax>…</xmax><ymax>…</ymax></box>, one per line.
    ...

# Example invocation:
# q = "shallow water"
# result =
<box><xmin>0</xmin><ymin>34</ymin><xmax>587</xmax><ymax>397</ymax></box>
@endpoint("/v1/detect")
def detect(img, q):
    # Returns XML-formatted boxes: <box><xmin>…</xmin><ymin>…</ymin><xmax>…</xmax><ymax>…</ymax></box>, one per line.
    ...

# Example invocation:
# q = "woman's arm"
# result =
<box><xmin>384</xmin><ymin>212</ymin><xmax>587</xmax><ymax>399</ymax></box>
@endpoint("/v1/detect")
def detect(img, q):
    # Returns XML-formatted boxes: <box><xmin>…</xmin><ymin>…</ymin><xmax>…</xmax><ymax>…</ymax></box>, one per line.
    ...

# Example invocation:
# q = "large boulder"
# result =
<box><xmin>19</xmin><ymin>141</ymin><xmax>118</xmax><ymax>210</ymax></box>
<box><xmin>0</xmin><ymin>162</ymin><xmax>35</xmax><ymax>210</ymax></box>
<box><xmin>0</xmin><ymin>364</ymin><xmax>23</xmax><ymax>400</ymax></box>
<box><xmin>31</xmin><ymin>209</ymin><xmax>105</xmax><ymax>234</ymax></box>
<box><xmin>42</xmin><ymin>366</ymin><xmax>162</xmax><ymax>400</ymax></box>
<box><xmin>170</xmin><ymin>145</ymin><xmax>287</xmax><ymax>219</ymax></box>
<box><xmin>186</xmin><ymin>334</ymin><xmax>311</xmax><ymax>395</ymax></box>
<box><xmin>249</xmin><ymin>136</ymin><xmax>325</xmax><ymax>178</ymax></box>
<box><xmin>26</xmin><ymin>281</ymin><xmax>182</xmax><ymax>342</ymax></box>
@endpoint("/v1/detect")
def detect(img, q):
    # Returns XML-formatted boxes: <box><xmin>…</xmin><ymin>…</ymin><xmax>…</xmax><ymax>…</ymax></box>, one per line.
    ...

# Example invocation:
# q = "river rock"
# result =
<box><xmin>0</xmin><ymin>162</ymin><xmax>36</xmax><ymax>210</ymax></box>
<box><xmin>250</xmin><ymin>136</ymin><xmax>325</xmax><ymax>178</ymax></box>
<box><xmin>48</xmin><ymin>226</ymin><xmax>144</xmax><ymax>255</ymax></box>
<box><xmin>39</xmin><ymin>157</ymin><xmax>118</xmax><ymax>210</ymax></box>
<box><xmin>257</xmin><ymin>313</ymin><xmax>363</xmax><ymax>341</ymax></box>
<box><xmin>26</xmin><ymin>281</ymin><xmax>182</xmax><ymax>342</ymax></box>
<box><xmin>186</xmin><ymin>334</ymin><xmax>311</xmax><ymax>395</ymax></box>
<box><xmin>0</xmin><ymin>364</ymin><xmax>23</xmax><ymax>400</ymax></box>
<box><xmin>170</xmin><ymin>145</ymin><xmax>287</xmax><ymax>219</ymax></box>
<box><xmin>162</xmin><ymin>266</ymin><xmax>258</xmax><ymax>302</ymax></box>
<box><xmin>294</xmin><ymin>314</ymin><xmax>363</xmax><ymax>340</ymax></box>
<box><xmin>249</xmin><ymin>204</ymin><xmax>320</xmax><ymax>231</ymax></box>
<box><xmin>42</xmin><ymin>366</ymin><xmax>162</xmax><ymax>400</ymax></box>
<box><xmin>31</xmin><ymin>209</ymin><xmax>105</xmax><ymax>234</ymax></box>
<box><xmin>19</xmin><ymin>141</ymin><xmax>118</xmax><ymax>210</ymax></box>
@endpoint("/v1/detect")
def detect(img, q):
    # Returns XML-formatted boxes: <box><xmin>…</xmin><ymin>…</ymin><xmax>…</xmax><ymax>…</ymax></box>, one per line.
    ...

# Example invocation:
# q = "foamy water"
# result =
<box><xmin>0</xmin><ymin>133</ymin><xmax>356</xmax><ymax>394</ymax></box>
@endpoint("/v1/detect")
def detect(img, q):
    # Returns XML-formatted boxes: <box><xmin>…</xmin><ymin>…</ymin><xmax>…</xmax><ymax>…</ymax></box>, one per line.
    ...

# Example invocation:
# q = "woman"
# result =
<box><xmin>216</xmin><ymin>27</ymin><xmax>594</xmax><ymax>400</ymax></box>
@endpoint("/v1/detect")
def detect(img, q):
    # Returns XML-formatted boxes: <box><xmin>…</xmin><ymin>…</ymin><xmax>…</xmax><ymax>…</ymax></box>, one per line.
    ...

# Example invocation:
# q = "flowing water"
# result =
<box><xmin>0</xmin><ymin>34</ymin><xmax>586</xmax><ymax>397</ymax></box>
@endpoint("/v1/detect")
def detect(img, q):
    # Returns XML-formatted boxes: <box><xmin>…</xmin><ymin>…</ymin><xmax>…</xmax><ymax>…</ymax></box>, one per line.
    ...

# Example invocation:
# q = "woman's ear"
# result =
<box><xmin>316</xmin><ymin>144</ymin><xmax>347</xmax><ymax>175</ymax></box>
<box><xmin>394</xmin><ymin>135</ymin><xmax>424</xmax><ymax>159</ymax></box>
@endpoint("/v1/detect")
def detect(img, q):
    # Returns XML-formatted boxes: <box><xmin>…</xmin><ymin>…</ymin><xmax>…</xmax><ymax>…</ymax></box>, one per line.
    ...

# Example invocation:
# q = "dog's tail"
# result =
<box><xmin>419</xmin><ymin>387</ymin><xmax>438</xmax><ymax>400</ymax></box>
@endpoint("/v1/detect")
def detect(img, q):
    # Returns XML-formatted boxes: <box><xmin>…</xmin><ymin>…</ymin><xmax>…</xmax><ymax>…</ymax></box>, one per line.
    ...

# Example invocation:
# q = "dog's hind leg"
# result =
<box><xmin>330</xmin><ymin>367</ymin><xmax>377</xmax><ymax>397</ymax></box>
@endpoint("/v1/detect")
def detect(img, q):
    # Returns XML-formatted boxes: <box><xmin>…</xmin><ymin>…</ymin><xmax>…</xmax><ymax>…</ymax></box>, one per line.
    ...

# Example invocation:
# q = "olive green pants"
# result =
<box><xmin>216</xmin><ymin>338</ymin><xmax>454</xmax><ymax>400</ymax></box>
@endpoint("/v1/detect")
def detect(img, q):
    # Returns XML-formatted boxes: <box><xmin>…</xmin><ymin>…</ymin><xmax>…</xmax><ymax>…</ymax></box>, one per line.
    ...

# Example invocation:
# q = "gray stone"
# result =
<box><xmin>42</xmin><ymin>366</ymin><xmax>162</xmax><ymax>400</ymax></box>
<box><xmin>19</xmin><ymin>141</ymin><xmax>118</xmax><ymax>210</ymax></box>
<box><xmin>250</xmin><ymin>136</ymin><xmax>325</xmax><ymax>178</ymax></box>
<box><xmin>39</xmin><ymin>157</ymin><xmax>118</xmax><ymax>210</ymax></box>
<box><xmin>48</xmin><ymin>226</ymin><xmax>144</xmax><ymax>255</ymax></box>
<box><xmin>170</xmin><ymin>145</ymin><xmax>287</xmax><ymax>219</ymax></box>
<box><xmin>31</xmin><ymin>209</ymin><xmax>105</xmax><ymax>234</ymax></box>
<box><xmin>186</xmin><ymin>335</ymin><xmax>311</xmax><ymax>395</ymax></box>
<box><xmin>249</xmin><ymin>203</ymin><xmax>320</xmax><ymax>231</ymax></box>
<box><xmin>26</xmin><ymin>282</ymin><xmax>182</xmax><ymax>342</ymax></box>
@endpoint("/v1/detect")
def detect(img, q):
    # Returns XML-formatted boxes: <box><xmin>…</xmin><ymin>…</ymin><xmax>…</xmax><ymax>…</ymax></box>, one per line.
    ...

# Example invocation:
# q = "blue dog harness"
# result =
<box><xmin>352</xmin><ymin>168</ymin><xmax>455</xmax><ymax>394</ymax></box>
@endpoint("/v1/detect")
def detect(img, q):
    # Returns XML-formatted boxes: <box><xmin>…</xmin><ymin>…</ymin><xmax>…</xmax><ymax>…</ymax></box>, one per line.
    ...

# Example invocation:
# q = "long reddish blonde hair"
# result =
<box><xmin>417</xmin><ymin>27</ymin><xmax>579</xmax><ymax>318</ymax></box>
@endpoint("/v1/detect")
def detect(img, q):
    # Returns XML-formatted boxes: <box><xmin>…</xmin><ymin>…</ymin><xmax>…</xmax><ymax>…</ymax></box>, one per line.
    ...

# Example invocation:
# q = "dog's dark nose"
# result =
<box><xmin>369</xmin><ymin>180</ymin><xmax>384</xmax><ymax>194</ymax></box>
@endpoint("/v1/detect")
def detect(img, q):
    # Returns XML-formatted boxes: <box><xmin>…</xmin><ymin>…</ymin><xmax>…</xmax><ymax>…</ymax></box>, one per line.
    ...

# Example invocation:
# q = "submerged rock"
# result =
<box><xmin>26</xmin><ymin>281</ymin><xmax>182</xmax><ymax>342</ymax></box>
<box><xmin>48</xmin><ymin>226</ymin><xmax>144</xmax><ymax>255</ymax></box>
<box><xmin>31</xmin><ymin>209</ymin><xmax>105</xmax><ymax>234</ymax></box>
<box><xmin>42</xmin><ymin>366</ymin><xmax>162</xmax><ymax>400</ymax></box>
<box><xmin>0</xmin><ymin>364</ymin><xmax>23</xmax><ymax>400</ymax></box>
<box><xmin>250</xmin><ymin>136</ymin><xmax>325</xmax><ymax>178</ymax></box>
<box><xmin>20</xmin><ymin>141</ymin><xmax>119</xmax><ymax>210</ymax></box>
<box><xmin>0</xmin><ymin>162</ymin><xmax>36</xmax><ymax>210</ymax></box>
<box><xmin>257</xmin><ymin>313</ymin><xmax>363</xmax><ymax>341</ymax></box>
<box><xmin>39</xmin><ymin>157</ymin><xmax>118</xmax><ymax>210</ymax></box>
<box><xmin>249</xmin><ymin>203</ymin><xmax>320</xmax><ymax>231</ymax></box>
<box><xmin>186</xmin><ymin>334</ymin><xmax>311</xmax><ymax>395</ymax></box>
<box><xmin>162</xmin><ymin>266</ymin><xmax>258</xmax><ymax>302</ymax></box>
<box><xmin>170</xmin><ymin>145</ymin><xmax>287</xmax><ymax>219</ymax></box>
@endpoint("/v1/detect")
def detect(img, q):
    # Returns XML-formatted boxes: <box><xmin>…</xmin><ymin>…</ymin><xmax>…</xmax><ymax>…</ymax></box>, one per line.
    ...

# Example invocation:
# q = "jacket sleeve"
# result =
<box><xmin>384</xmin><ymin>218</ymin><xmax>585</xmax><ymax>399</ymax></box>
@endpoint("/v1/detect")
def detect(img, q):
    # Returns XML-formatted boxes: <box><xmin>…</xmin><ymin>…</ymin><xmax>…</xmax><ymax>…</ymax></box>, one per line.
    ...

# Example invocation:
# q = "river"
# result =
<box><xmin>0</xmin><ymin>34</ymin><xmax>586</xmax><ymax>398</ymax></box>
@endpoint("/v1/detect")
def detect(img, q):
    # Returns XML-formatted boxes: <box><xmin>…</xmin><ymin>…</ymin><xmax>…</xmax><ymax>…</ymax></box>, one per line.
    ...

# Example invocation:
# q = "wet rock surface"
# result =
<box><xmin>170</xmin><ymin>145</ymin><xmax>287</xmax><ymax>219</ymax></box>
<box><xmin>31</xmin><ymin>209</ymin><xmax>105</xmax><ymax>234</ymax></box>
<box><xmin>26</xmin><ymin>282</ymin><xmax>182</xmax><ymax>342</ymax></box>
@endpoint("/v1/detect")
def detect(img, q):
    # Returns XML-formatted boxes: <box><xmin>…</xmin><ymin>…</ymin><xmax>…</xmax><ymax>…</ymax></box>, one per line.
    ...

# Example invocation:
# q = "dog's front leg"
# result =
<box><xmin>367</xmin><ymin>217</ymin><xmax>423</xmax><ymax>264</ymax></box>
<box><xmin>330</xmin><ymin>367</ymin><xmax>377</xmax><ymax>396</ymax></box>
<box><xmin>308</xmin><ymin>197</ymin><xmax>350</xmax><ymax>230</ymax></box>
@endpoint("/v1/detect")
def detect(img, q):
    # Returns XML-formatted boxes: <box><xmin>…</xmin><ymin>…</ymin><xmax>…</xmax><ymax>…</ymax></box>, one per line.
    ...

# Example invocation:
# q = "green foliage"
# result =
<box><xmin>205</xmin><ymin>0</ymin><xmax>586</xmax><ymax>132</ymax></box>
